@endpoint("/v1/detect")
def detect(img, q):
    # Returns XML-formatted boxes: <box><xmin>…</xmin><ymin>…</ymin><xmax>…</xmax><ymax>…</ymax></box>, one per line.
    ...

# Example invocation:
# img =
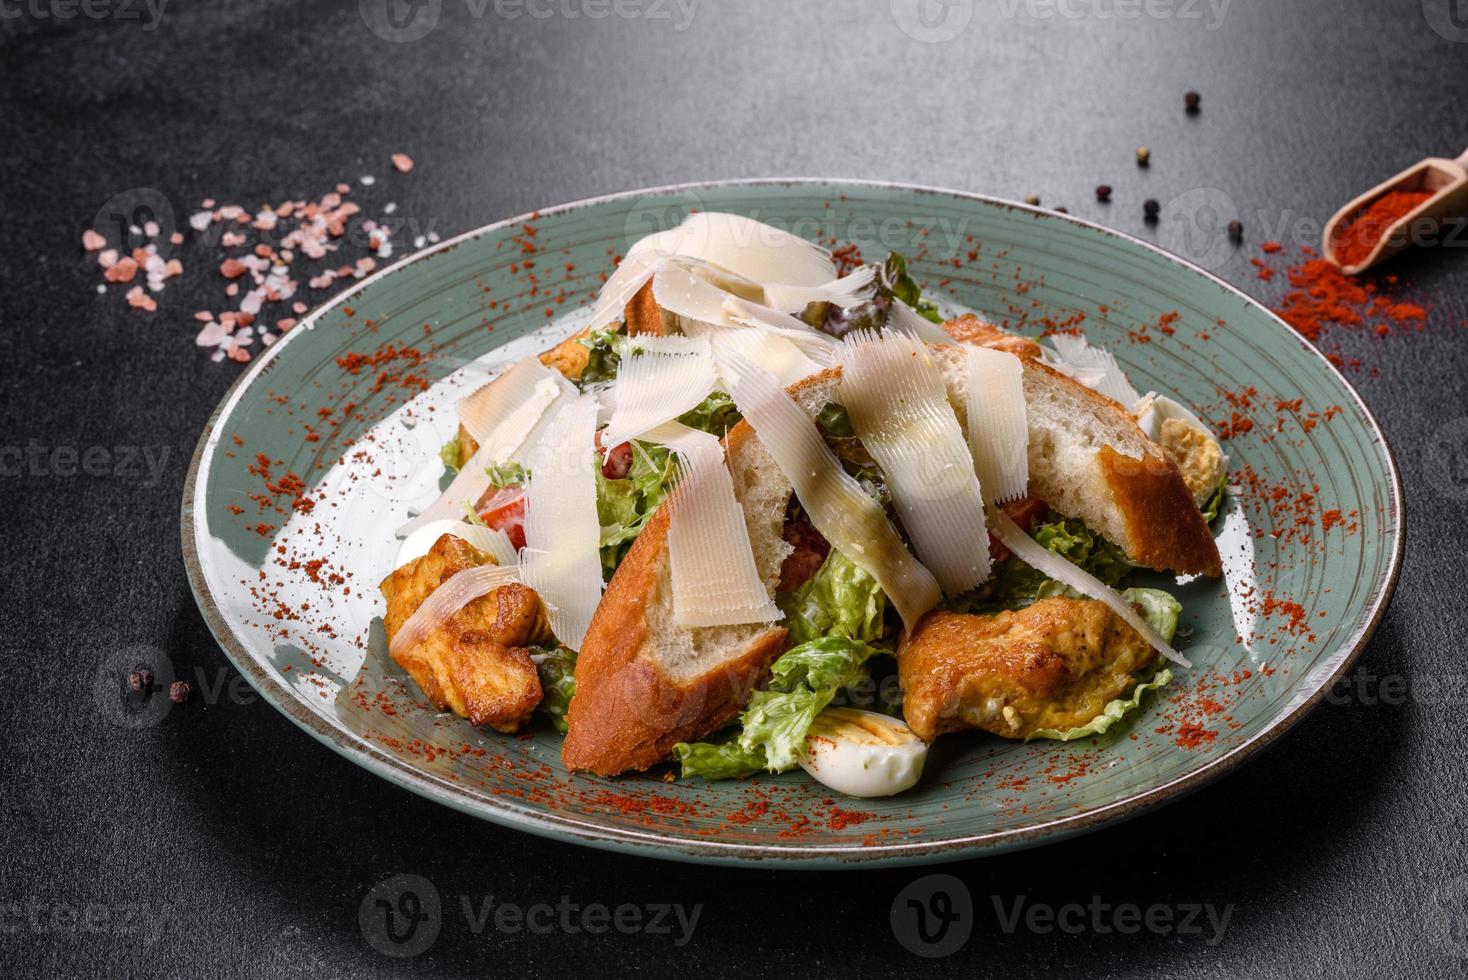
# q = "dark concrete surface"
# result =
<box><xmin>2</xmin><ymin>1</ymin><xmax>1466</xmax><ymax>976</ymax></box>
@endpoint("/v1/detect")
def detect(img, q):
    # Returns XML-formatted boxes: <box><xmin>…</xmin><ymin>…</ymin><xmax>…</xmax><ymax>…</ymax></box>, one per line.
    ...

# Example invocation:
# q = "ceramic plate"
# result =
<box><xmin>182</xmin><ymin>180</ymin><xmax>1402</xmax><ymax>867</ymax></box>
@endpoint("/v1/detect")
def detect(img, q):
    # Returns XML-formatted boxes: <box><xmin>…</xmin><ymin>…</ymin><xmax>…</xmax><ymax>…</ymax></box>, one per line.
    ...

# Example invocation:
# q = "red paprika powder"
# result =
<box><xmin>1331</xmin><ymin>189</ymin><xmax>1433</xmax><ymax>268</ymax></box>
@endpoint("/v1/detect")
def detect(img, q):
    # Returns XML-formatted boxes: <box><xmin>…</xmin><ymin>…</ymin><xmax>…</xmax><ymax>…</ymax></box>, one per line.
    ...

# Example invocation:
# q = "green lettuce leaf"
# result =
<box><xmin>672</xmin><ymin>739</ymin><xmax>766</xmax><ymax>780</ymax></box>
<box><xmin>739</xmin><ymin>637</ymin><xmax>880</xmax><ymax>772</ymax></box>
<box><xmin>531</xmin><ymin>645</ymin><xmax>577</xmax><ymax>733</ymax></box>
<box><xmin>1026</xmin><ymin>667</ymin><xmax>1174</xmax><ymax>742</ymax></box>
<box><xmin>1032</xmin><ymin>517</ymin><xmax>1134</xmax><ymax>586</ymax></box>
<box><xmin>677</xmin><ymin>391</ymin><xmax>741</xmax><ymax>436</ymax></box>
<box><xmin>1122</xmin><ymin>587</ymin><xmax>1183</xmax><ymax>642</ymax></box>
<box><xmin>594</xmin><ymin>442</ymin><xmax>677</xmax><ymax>577</ymax></box>
<box><xmin>575</xmin><ymin>327</ymin><xmax>623</xmax><ymax>387</ymax></box>
<box><xmin>1026</xmin><ymin>587</ymin><xmax>1181</xmax><ymax>742</ymax></box>
<box><xmin>880</xmin><ymin>251</ymin><xmax>944</xmax><ymax>323</ymax></box>
<box><xmin>778</xmin><ymin>549</ymin><xmax>886</xmax><ymax>646</ymax></box>
<box><xmin>1201</xmin><ymin>474</ymin><xmax>1227</xmax><ymax>523</ymax></box>
<box><xmin>485</xmin><ymin>459</ymin><xmax>528</xmax><ymax>489</ymax></box>
<box><xmin>439</xmin><ymin>439</ymin><xmax>461</xmax><ymax>473</ymax></box>
<box><xmin>676</xmin><ymin>636</ymin><xmax>881</xmax><ymax>778</ymax></box>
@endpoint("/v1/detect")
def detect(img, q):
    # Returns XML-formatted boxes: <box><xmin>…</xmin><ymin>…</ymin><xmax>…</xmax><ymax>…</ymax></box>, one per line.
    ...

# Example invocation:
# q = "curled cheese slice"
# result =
<box><xmin>394</xmin><ymin>520</ymin><xmax>519</xmax><ymax>569</ymax></box>
<box><xmin>518</xmin><ymin>395</ymin><xmax>603</xmax><ymax>650</ymax></box>
<box><xmin>837</xmin><ymin>329</ymin><xmax>990</xmax><ymax>596</ymax></box>
<box><xmin>601</xmin><ymin>335</ymin><xmax>717</xmax><ymax>446</ymax></box>
<box><xmin>652</xmin><ymin>263</ymin><xmax>742</xmax><ymax>330</ymax></box>
<box><xmin>762</xmin><ymin>266</ymin><xmax>877</xmax><ymax>313</ymax></box>
<box><xmin>457</xmin><ymin>357</ymin><xmax>568</xmax><ymax>447</ymax></box>
<box><xmin>628</xmin><ymin>212</ymin><xmax>836</xmax><ymax>288</ymax></box>
<box><xmin>1045</xmin><ymin>332</ymin><xmax>1141</xmax><ymax>408</ymax></box>
<box><xmin>987</xmin><ymin>507</ymin><xmax>1191</xmax><ymax>668</ymax></box>
<box><xmin>585</xmin><ymin>249</ymin><xmax>665</xmax><ymax>334</ymax></box>
<box><xmin>388</xmin><ymin>563</ymin><xmax>521</xmax><ymax>659</ymax></box>
<box><xmin>646</xmin><ymin>421</ymin><xmax>782</xmax><ymax>628</ymax></box>
<box><xmin>721</xmin><ymin>297</ymin><xmax>837</xmax><ymax>364</ymax></box>
<box><xmin>965</xmin><ymin>345</ymin><xmax>1030</xmax><ymax>504</ymax></box>
<box><xmin>398</xmin><ymin>362</ymin><xmax>568</xmax><ymax>538</ymax></box>
<box><xmin>884</xmin><ymin>297</ymin><xmax>954</xmax><ymax>347</ymax></box>
<box><xmin>705</xmin><ymin>326</ymin><xmax>826</xmax><ymax>389</ymax></box>
<box><xmin>714</xmin><ymin>340</ymin><xmax>941</xmax><ymax>633</ymax></box>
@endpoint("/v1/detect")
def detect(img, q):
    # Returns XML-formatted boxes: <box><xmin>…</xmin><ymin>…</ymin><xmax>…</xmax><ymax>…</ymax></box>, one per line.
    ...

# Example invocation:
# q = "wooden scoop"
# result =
<box><xmin>1323</xmin><ymin>148</ymin><xmax>1468</xmax><ymax>275</ymax></box>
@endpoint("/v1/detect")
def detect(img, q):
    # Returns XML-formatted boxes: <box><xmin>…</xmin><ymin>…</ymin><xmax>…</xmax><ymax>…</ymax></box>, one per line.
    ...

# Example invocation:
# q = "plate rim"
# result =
<box><xmin>180</xmin><ymin>177</ymin><xmax>1404</xmax><ymax>868</ymax></box>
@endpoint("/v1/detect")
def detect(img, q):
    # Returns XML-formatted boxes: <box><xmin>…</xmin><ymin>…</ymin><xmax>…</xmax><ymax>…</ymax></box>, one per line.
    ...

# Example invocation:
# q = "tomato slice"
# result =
<box><xmin>601</xmin><ymin>441</ymin><xmax>633</xmax><ymax>480</ymax></box>
<box><xmin>989</xmin><ymin>496</ymin><xmax>1049</xmax><ymax>563</ymax></box>
<box><xmin>475</xmin><ymin>487</ymin><xmax>527</xmax><ymax>551</ymax></box>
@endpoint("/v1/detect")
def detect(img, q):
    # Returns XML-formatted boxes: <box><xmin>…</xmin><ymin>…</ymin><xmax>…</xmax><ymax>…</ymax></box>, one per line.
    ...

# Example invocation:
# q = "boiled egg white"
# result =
<box><xmin>799</xmin><ymin>708</ymin><xmax>928</xmax><ymax>798</ymax></box>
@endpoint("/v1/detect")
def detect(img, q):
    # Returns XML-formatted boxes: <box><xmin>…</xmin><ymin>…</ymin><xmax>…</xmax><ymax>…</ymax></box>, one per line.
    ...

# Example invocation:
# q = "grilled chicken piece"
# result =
<box><xmin>379</xmin><ymin>534</ymin><xmax>551</xmax><ymax>732</ymax></box>
<box><xmin>897</xmin><ymin>598</ymin><xmax>1155</xmax><ymax>741</ymax></box>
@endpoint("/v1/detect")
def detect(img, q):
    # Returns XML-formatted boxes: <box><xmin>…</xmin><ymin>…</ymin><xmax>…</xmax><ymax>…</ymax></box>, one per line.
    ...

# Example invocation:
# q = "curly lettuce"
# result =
<box><xmin>530</xmin><ymin>645</ymin><xmax>577</xmax><ymax>733</ymax></box>
<box><xmin>1026</xmin><ymin>587</ymin><xmax>1181</xmax><ymax>741</ymax></box>
<box><xmin>677</xmin><ymin>636</ymin><xmax>881</xmax><ymax>779</ymax></box>
<box><xmin>778</xmin><ymin>549</ymin><xmax>886</xmax><ymax>646</ymax></box>
<box><xmin>1201</xmin><ymin>474</ymin><xmax>1227</xmax><ymax>523</ymax></box>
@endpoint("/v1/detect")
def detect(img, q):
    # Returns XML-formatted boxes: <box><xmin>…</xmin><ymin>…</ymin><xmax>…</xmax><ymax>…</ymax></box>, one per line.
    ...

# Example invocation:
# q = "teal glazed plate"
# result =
<box><xmin>182</xmin><ymin>180</ymin><xmax>1402</xmax><ymax>867</ymax></box>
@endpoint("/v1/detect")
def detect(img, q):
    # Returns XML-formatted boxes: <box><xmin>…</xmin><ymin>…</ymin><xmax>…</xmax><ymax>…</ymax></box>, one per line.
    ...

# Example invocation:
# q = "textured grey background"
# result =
<box><xmin>2</xmin><ymin>0</ymin><xmax>1467</xmax><ymax>976</ymax></box>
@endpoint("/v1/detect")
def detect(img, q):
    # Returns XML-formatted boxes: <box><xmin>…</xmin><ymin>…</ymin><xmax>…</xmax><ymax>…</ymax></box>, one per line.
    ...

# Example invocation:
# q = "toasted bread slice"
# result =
<box><xmin>561</xmin><ymin>374</ymin><xmax>840</xmax><ymax>775</ymax></box>
<box><xmin>931</xmin><ymin>345</ymin><xmax>1221</xmax><ymax>576</ymax></box>
<box><xmin>380</xmin><ymin>534</ymin><xmax>552</xmax><ymax>732</ymax></box>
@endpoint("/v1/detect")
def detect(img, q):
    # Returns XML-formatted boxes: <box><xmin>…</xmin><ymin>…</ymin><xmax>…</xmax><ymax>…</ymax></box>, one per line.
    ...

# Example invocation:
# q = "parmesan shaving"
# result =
<box><xmin>629</xmin><ymin>212</ymin><xmax>835</xmax><ymax>288</ymax></box>
<box><xmin>837</xmin><ymin>330</ymin><xmax>991</xmax><ymax>595</ymax></box>
<box><xmin>456</xmin><ymin>357</ymin><xmax>566</xmax><ymax>447</ymax></box>
<box><xmin>1045</xmin><ymin>333</ymin><xmax>1141</xmax><ymax>407</ymax></box>
<box><xmin>964</xmin><ymin>345</ymin><xmax>1030</xmax><ymax>503</ymax></box>
<box><xmin>713</xmin><ymin>340</ymin><xmax>941</xmax><ymax>633</ymax></box>
<box><xmin>397</xmin><ymin>364</ymin><xmax>568</xmax><ymax>538</ymax></box>
<box><xmin>585</xmin><ymin>249</ymin><xmax>665</xmax><ymax>334</ymax></box>
<box><xmin>706</xmin><ymin>326</ymin><xmax>825</xmax><ymax>388</ymax></box>
<box><xmin>762</xmin><ymin>266</ymin><xmax>876</xmax><ymax>312</ymax></box>
<box><xmin>987</xmin><ymin>508</ymin><xmax>1191</xmax><ymax>667</ymax></box>
<box><xmin>600</xmin><ymin>335</ymin><xmax>717</xmax><ymax>446</ymax></box>
<box><xmin>720</xmin><ymin>297</ymin><xmax>836</xmax><ymax>366</ymax></box>
<box><xmin>884</xmin><ymin>298</ymin><xmax>955</xmax><ymax>347</ymax></box>
<box><xmin>518</xmin><ymin>395</ymin><xmax>604</xmax><ymax>650</ymax></box>
<box><xmin>645</xmin><ymin>422</ymin><xmax>782</xmax><ymax>628</ymax></box>
<box><xmin>388</xmin><ymin>563</ymin><xmax>521</xmax><ymax>659</ymax></box>
<box><xmin>652</xmin><ymin>263</ymin><xmax>741</xmax><ymax>330</ymax></box>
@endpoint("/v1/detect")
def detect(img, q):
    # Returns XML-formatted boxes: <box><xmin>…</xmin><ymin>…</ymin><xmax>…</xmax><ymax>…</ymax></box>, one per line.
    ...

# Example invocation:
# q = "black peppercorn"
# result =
<box><xmin>1227</xmin><ymin>219</ymin><xmax>1243</xmax><ymax>242</ymax></box>
<box><xmin>1143</xmin><ymin>199</ymin><xmax>1160</xmax><ymax>221</ymax></box>
<box><xmin>169</xmin><ymin>680</ymin><xmax>191</xmax><ymax>704</ymax></box>
<box><xmin>129</xmin><ymin>667</ymin><xmax>152</xmax><ymax>693</ymax></box>
<box><xmin>1185</xmin><ymin>91</ymin><xmax>1201</xmax><ymax>112</ymax></box>
<box><xmin>1095</xmin><ymin>185</ymin><xmax>1112</xmax><ymax>203</ymax></box>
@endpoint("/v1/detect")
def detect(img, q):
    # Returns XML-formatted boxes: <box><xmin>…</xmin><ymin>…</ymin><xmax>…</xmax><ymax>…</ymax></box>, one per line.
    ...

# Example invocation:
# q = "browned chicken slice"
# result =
<box><xmin>941</xmin><ymin>314</ymin><xmax>1043</xmax><ymax>359</ymax></box>
<box><xmin>379</xmin><ymin>534</ymin><xmax>552</xmax><ymax>732</ymax></box>
<box><xmin>897</xmin><ymin>598</ymin><xmax>1156</xmax><ymax>741</ymax></box>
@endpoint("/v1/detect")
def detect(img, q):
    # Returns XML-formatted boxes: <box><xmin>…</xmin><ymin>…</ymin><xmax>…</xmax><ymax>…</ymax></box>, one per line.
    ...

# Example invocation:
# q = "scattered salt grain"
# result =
<box><xmin>391</xmin><ymin>153</ymin><xmax>414</xmax><ymax>173</ymax></box>
<box><xmin>82</xmin><ymin>229</ymin><xmax>106</xmax><ymax>251</ymax></box>
<box><xmin>360</xmin><ymin>175</ymin><xmax>376</xmax><ymax>186</ymax></box>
